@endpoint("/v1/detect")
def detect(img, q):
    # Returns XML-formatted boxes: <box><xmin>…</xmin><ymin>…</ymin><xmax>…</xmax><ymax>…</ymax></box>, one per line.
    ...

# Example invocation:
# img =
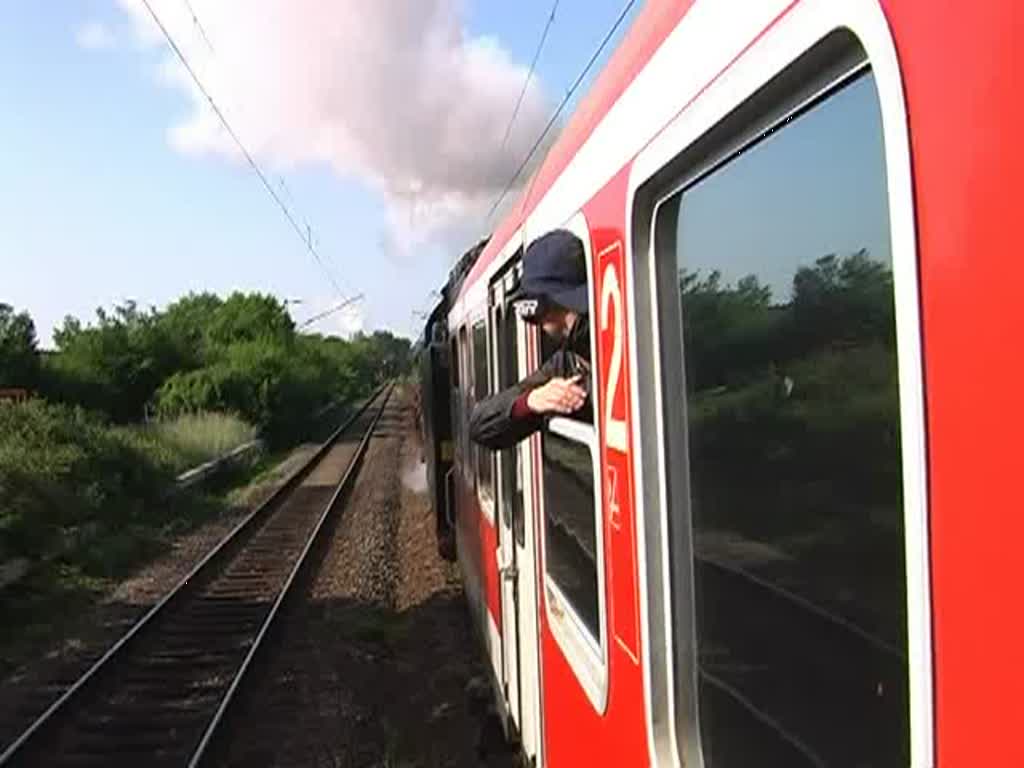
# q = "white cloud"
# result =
<box><xmin>116</xmin><ymin>0</ymin><xmax>552</xmax><ymax>248</ymax></box>
<box><xmin>76</xmin><ymin>21</ymin><xmax>116</xmax><ymax>51</ymax></box>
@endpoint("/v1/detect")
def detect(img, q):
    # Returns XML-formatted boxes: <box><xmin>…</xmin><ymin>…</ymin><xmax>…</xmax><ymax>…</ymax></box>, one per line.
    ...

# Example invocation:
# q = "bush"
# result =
<box><xmin>155</xmin><ymin>340</ymin><xmax>333</xmax><ymax>445</ymax></box>
<box><xmin>0</xmin><ymin>400</ymin><xmax>171</xmax><ymax>573</ymax></box>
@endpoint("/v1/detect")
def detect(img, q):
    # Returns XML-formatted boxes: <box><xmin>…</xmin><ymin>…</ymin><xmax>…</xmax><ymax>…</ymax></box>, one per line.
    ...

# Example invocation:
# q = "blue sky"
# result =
<box><xmin>0</xmin><ymin>1</ymin><xmax>640</xmax><ymax>347</ymax></box>
<box><xmin>678</xmin><ymin>72</ymin><xmax>891</xmax><ymax>298</ymax></box>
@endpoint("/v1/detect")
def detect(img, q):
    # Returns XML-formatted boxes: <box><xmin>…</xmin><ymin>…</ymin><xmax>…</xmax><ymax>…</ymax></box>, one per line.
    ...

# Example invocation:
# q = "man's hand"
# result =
<box><xmin>526</xmin><ymin>375</ymin><xmax>587</xmax><ymax>415</ymax></box>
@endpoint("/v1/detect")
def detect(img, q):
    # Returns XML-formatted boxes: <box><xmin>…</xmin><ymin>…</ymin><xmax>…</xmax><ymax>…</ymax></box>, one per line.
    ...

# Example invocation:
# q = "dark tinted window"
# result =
<box><xmin>534</xmin><ymin>229</ymin><xmax>602</xmax><ymax>646</ymax></box>
<box><xmin>542</xmin><ymin>427</ymin><xmax>598</xmax><ymax>638</ymax></box>
<box><xmin>450</xmin><ymin>335</ymin><xmax>459</xmax><ymax>388</ymax></box>
<box><xmin>659</xmin><ymin>72</ymin><xmax>909</xmax><ymax>766</ymax></box>
<box><xmin>458</xmin><ymin>326</ymin><xmax>469</xmax><ymax>471</ymax></box>
<box><xmin>472</xmin><ymin>320</ymin><xmax>494</xmax><ymax>499</ymax></box>
<box><xmin>540</xmin><ymin>325</ymin><xmax>560</xmax><ymax>364</ymax></box>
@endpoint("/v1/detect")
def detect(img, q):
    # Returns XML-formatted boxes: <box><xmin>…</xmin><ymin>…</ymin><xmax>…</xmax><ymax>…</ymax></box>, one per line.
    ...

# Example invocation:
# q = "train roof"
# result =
<box><xmin>455</xmin><ymin>0</ymin><xmax>692</xmax><ymax>304</ymax></box>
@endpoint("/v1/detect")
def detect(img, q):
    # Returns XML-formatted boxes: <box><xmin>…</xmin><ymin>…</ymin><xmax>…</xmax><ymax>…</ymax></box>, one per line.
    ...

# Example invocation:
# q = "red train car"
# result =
<box><xmin>427</xmin><ymin>1</ymin><xmax>1023</xmax><ymax>765</ymax></box>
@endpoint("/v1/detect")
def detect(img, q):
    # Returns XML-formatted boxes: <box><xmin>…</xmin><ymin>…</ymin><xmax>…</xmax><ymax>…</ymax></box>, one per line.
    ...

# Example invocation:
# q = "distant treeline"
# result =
<box><xmin>0</xmin><ymin>292</ymin><xmax>409</xmax><ymax>443</ymax></box>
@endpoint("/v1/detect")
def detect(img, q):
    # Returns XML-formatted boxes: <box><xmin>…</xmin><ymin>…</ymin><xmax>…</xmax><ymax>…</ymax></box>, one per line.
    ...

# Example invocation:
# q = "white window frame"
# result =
<box><xmin>625</xmin><ymin>3</ymin><xmax>932</xmax><ymax>767</ymax></box>
<box><xmin>541</xmin><ymin>417</ymin><xmax>608</xmax><ymax>707</ymax></box>
<box><xmin>470</xmin><ymin>314</ymin><xmax>496</xmax><ymax>523</ymax></box>
<box><xmin>533</xmin><ymin>211</ymin><xmax>610</xmax><ymax>714</ymax></box>
<box><xmin>456</xmin><ymin>325</ymin><xmax>469</xmax><ymax>482</ymax></box>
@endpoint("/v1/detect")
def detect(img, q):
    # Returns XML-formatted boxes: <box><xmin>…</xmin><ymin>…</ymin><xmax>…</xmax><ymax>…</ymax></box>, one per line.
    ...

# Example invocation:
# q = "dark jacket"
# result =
<box><xmin>469</xmin><ymin>316</ymin><xmax>591</xmax><ymax>450</ymax></box>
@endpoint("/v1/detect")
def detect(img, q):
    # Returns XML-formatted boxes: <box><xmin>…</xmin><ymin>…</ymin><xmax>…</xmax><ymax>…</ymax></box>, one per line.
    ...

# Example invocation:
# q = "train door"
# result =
<box><xmin>491</xmin><ymin>261</ymin><xmax>542</xmax><ymax>759</ymax></box>
<box><xmin>491</xmin><ymin>277</ymin><xmax>520</xmax><ymax>726</ymax></box>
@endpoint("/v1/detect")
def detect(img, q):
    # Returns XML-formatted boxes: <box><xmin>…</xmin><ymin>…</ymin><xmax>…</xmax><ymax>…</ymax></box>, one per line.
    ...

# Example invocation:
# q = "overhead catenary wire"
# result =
<box><xmin>296</xmin><ymin>294</ymin><xmax>365</xmax><ymax>330</ymax></box>
<box><xmin>499</xmin><ymin>0</ymin><xmax>560</xmax><ymax>153</ymax></box>
<box><xmin>179</xmin><ymin>0</ymin><xmax>308</xmax><ymax>253</ymax></box>
<box><xmin>141</xmin><ymin>0</ymin><xmax>355</xmax><ymax>304</ymax></box>
<box><xmin>486</xmin><ymin>0</ymin><xmax>638</xmax><ymax>221</ymax></box>
<box><xmin>408</xmin><ymin>285</ymin><xmax>444</xmax><ymax>339</ymax></box>
<box><xmin>181</xmin><ymin>0</ymin><xmax>215</xmax><ymax>54</ymax></box>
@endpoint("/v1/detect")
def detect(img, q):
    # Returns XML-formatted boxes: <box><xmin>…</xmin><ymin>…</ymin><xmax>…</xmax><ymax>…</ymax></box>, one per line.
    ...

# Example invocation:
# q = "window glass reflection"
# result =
<box><xmin>666</xmin><ymin>72</ymin><xmax>910</xmax><ymax>767</ymax></box>
<box><xmin>473</xmin><ymin>321</ymin><xmax>493</xmax><ymax>498</ymax></box>
<box><xmin>542</xmin><ymin>429</ymin><xmax>598</xmax><ymax>637</ymax></box>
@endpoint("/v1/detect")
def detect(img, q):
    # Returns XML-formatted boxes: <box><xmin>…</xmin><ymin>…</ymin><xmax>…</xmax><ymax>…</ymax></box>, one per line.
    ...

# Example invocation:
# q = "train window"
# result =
<box><xmin>450</xmin><ymin>334</ymin><xmax>459</xmax><ymax>388</ymax></box>
<box><xmin>542</xmin><ymin>422</ymin><xmax>599</xmax><ymax>637</ymax></box>
<box><xmin>495</xmin><ymin>303</ymin><xmax>526</xmax><ymax>546</ymax></box>
<box><xmin>654</xmin><ymin>67</ymin><xmax>910</xmax><ymax>767</ymax></box>
<box><xmin>472</xmin><ymin>319</ymin><xmax>494</xmax><ymax>502</ymax></box>
<box><xmin>536</xmin><ymin>215</ymin><xmax>606</xmax><ymax>705</ymax></box>
<box><xmin>508</xmin><ymin>327</ymin><xmax>525</xmax><ymax>548</ymax></box>
<box><xmin>458</xmin><ymin>326</ymin><xmax>469</xmax><ymax>472</ymax></box>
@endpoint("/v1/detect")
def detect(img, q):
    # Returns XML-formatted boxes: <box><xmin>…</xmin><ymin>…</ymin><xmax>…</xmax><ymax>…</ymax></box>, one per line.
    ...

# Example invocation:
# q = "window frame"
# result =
<box><xmin>531</xmin><ymin>211</ymin><xmax>611</xmax><ymax>714</ymax></box>
<box><xmin>449</xmin><ymin>331</ymin><xmax>460</xmax><ymax>468</ymax></box>
<box><xmin>492</xmin><ymin>292</ymin><xmax>522</xmax><ymax>541</ymax></box>
<box><xmin>503</xmin><ymin>304</ymin><xmax>527</xmax><ymax>549</ymax></box>
<box><xmin>625</xmin><ymin>11</ymin><xmax>932</xmax><ymax>768</ymax></box>
<box><xmin>491</xmin><ymin>300</ymin><xmax>510</xmax><ymax>535</ymax></box>
<box><xmin>656</xmin><ymin>61</ymin><xmax>908</xmax><ymax>767</ymax></box>
<box><xmin>487</xmin><ymin>242</ymin><xmax>526</xmax><ymax>549</ymax></box>
<box><xmin>541</xmin><ymin>416</ymin><xmax>608</xmax><ymax>692</ymax></box>
<box><xmin>457</xmin><ymin>324</ymin><xmax>470</xmax><ymax>484</ymax></box>
<box><xmin>450</xmin><ymin>333</ymin><xmax>460</xmax><ymax>389</ymax></box>
<box><xmin>471</xmin><ymin>314</ymin><xmax>496</xmax><ymax>521</ymax></box>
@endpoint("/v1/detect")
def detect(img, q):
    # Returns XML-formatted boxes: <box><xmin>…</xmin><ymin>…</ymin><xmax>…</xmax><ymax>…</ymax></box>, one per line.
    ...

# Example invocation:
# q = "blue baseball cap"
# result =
<box><xmin>521</xmin><ymin>229</ymin><xmax>589</xmax><ymax>315</ymax></box>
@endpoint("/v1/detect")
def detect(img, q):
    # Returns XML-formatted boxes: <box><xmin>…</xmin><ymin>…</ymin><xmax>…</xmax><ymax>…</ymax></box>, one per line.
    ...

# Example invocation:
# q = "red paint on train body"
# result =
<box><xmin>436</xmin><ymin>1</ymin><xmax>1024</xmax><ymax>765</ymax></box>
<box><xmin>881</xmin><ymin>2</ymin><xmax>1024</xmax><ymax>764</ymax></box>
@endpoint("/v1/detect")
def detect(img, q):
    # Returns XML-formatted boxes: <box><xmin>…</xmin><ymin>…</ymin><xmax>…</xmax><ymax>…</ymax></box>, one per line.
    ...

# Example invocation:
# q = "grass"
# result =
<box><xmin>121</xmin><ymin>412</ymin><xmax>258</xmax><ymax>475</ymax></box>
<box><xmin>152</xmin><ymin>412</ymin><xmax>257</xmax><ymax>464</ymax></box>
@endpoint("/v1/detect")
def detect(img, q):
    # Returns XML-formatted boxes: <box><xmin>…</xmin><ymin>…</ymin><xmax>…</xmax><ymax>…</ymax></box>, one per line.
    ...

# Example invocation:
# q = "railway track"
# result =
<box><xmin>0</xmin><ymin>383</ymin><xmax>394</xmax><ymax>768</ymax></box>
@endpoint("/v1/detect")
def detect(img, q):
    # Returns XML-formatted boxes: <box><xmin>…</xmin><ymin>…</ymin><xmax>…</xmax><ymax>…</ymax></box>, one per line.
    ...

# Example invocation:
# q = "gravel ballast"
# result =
<box><xmin>216</xmin><ymin>389</ymin><xmax>518</xmax><ymax>768</ymax></box>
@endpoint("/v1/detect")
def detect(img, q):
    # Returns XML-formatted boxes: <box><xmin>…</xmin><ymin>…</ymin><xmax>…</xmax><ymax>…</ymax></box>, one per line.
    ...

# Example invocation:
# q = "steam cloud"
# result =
<box><xmin>117</xmin><ymin>0</ymin><xmax>551</xmax><ymax>245</ymax></box>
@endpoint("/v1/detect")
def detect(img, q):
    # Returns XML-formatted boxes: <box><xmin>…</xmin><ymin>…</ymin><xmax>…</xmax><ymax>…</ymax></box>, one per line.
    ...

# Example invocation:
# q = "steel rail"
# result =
<box><xmin>187</xmin><ymin>382</ymin><xmax>393</xmax><ymax>766</ymax></box>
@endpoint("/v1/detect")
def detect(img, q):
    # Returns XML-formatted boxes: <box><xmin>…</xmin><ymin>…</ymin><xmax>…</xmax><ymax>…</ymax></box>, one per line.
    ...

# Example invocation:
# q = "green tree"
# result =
<box><xmin>35</xmin><ymin>289</ymin><xmax>406</xmax><ymax>436</ymax></box>
<box><xmin>158</xmin><ymin>292</ymin><xmax>224</xmax><ymax>367</ymax></box>
<box><xmin>679</xmin><ymin>270</ymin><xmax>778</xmax><ymax>390</ymax></box>
<box><xmin>206</xmin><ymin>293</ymin><xmax>294</xmax><ymax>349</ymax></box>
<box><xmin>47</xmin><ymin>302</ymin><xmax>189</xmax><ymax>422</ymax></box>
<box><xmin>792</xmin><ymin>250</ymin><xmax>896</xmax><ymax>353</ymax></box>
<box><xmin>0</xmin><ymin>304</ymin><xmax>39</xmax><ymax>388</ymax></box>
